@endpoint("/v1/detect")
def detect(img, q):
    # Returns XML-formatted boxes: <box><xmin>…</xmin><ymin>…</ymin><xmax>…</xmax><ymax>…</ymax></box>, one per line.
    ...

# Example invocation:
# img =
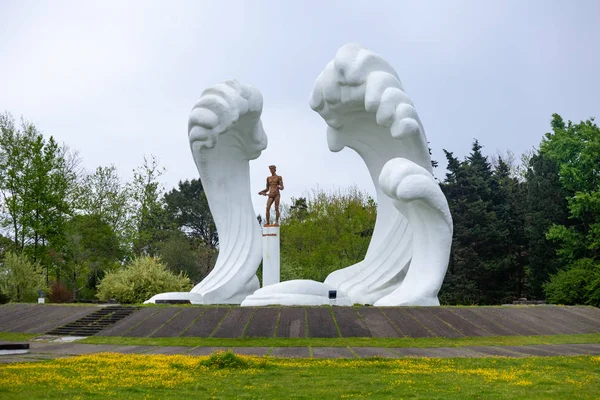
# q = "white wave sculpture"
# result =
<box><xmin>242</xmin><ymin>44</ymin><xmax>452</xmax><ymax>306</ymax></box>
<box><xmin>375</xmin><ymin>158</ymin><xmax>453</xmax><ymax>306</ymax></box>
<box><xmin>145</xmin><ymin>80</ymin><xmax>267</xmax><ymax>305</ymax></box>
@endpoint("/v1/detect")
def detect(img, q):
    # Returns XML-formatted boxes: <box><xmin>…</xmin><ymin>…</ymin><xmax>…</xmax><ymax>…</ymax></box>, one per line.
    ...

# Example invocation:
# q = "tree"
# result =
<box><xmin>428</xmin><ymin>144</ymin><xmax>439</xmax><ymax>169</ymax></box>
<box><xmin>440</xmin><ymin>141</ymin><xmax>524</xmax><ymax>305</ymax></box>
<box><xmin>288</xmin><ymin>197</ymin><xmax>308</xmax><ymax>222</ymax></box>
<box><xmin>0</xmin><ymin>112</ymin><xmax>26</xmax><ymax>250</ymax></box>
<box><xmin>129</xmin><ymin>156</ymin><xmax>170</xmax><ymax>256</ymax></box>
<box><xmin>280</xmin><ymin>187</ymin><xmax>376</xmax><ymax>282</ymax></box>
<box><xmin>489</xmin><ymin>149</ymin><xmax>532</xmax><ymax>182</ymax></box>
<box><xmin>439</xmin><ymin>147</ymin><xmax>483</xmax><ymax>304</ymax></box>
<box><xmin>0</xmin><ymin>252</ymin><xmax>46</xmax><ymax>302</ymax></box>
<box><xmin>0</xmin><ymin>112</ymin><xmax>77</xmax><ymax>283</ymax></box>
<box><xmin>61</xmin><ymin>214</ymin><xmax>121</xmax><ymax>300</ymax></box>
<box><xmin>523</xmin><ymin>151</ymin><xmax>569</xmax><ymax>297</ymax></box>
<box><xmin>541</xmin><ymin>115</ymin><xmax>600</xmax><ymax>262</ymax></box>
<box><xmin>22</xmin><ymin>134</ymin><xmax>76</xmax><ymax>264</ymax></box>
<box><xmin>156</xmin><ymin>230</ymin><xmax>216</xmax><ymax>284</ymax></box>
<box><xmin>76</xmin><ymin>165</ymin><xmax>132</xmax><ymax>254</ymax></box>
<box><xmin>163</xmin><ymin>179</ymin><xmax>217</xmax><ymax>248</ymax></box>
<box><xmin>493</xmin><ymin>157</ymin><xmax>527</xmax><ymax>299</ymax></box>
<box><xmin>539</xmin><ymin>114</ymin><xmax>600</xmax><ymax>304</ymax></box>
<box><xmin>0</xmin><ymin>234</ymin><xmax>14</xmax><ymax>260</ymax></box>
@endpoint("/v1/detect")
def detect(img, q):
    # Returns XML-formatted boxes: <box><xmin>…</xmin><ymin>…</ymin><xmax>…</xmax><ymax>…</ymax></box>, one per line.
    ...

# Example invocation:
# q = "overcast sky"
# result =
<box><xmin>1</xmin><ymin>0</ymin><xmax>598</xmax><ymax>215</ymax></box>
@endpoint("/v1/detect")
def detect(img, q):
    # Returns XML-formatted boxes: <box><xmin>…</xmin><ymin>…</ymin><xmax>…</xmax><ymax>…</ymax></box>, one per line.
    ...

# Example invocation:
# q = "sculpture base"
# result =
<box><xmin>155</xmin><ymin>299</ymin><xmax>191</xmax><ymax>304</ymax></box>
<box><xmin>262</xmin><ymin>225</ymin><xmax>280</xmax><ymax>287</ymax></box>
<box><xmin>241</xmin><ymin>280</ymin><xmax>353</xmax><ymax>306</ymax></box>
<box><xmin>143</xmin><ymin>292</ymin><xmax>204</xmax><ymax>305</ymax></box>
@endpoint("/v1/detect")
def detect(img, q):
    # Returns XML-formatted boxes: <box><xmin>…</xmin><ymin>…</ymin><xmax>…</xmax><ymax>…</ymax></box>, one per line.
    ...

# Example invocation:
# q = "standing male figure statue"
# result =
<box><xmin>258</xmin><ymin>165</ymin><xmax>284</xmax><ymax>225</ymax></box>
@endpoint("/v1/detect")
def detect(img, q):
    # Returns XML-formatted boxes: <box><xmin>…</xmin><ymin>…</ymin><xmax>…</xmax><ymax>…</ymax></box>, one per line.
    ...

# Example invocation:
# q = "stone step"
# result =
<box><xmin>46</xmin><ymin>306</ymin><xmax>139</xmax><ymax>336</ymax></box>
<box><xmin>52</xmin><ymin>326</ymin><xmax>113</xmax><ymax>331</ymax></box>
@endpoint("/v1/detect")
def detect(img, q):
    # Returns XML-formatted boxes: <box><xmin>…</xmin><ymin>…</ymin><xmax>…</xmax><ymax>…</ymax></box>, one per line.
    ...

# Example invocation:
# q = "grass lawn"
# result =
<box><xmin>2</xmin><ymin>331</ymin><xmax>599</xmax><ymax>349</ymax></box>
<box><xmin>78</xmin><ymin>333</ymin><xmax>600</xmax><ymax>348</ymax></box>
<box><xmin>0</xmin><ymin>352</ymin><xmax>598</xmax><ymax>399</ymax></box>
<box><xmin>0</xmin><ymin>332</ymin><xmax>39</xmax><ymax>342</ymax></box>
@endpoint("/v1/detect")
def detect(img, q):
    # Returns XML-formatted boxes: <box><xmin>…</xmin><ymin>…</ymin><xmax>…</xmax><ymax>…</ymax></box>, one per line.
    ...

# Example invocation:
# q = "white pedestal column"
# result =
<box><xmin>262</xmin><ymin>225</ymin><xmax>280</xmax><ymax>287</ymax></box>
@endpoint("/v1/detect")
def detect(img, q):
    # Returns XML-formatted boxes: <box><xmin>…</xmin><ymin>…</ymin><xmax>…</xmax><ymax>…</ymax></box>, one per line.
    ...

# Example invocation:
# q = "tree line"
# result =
<box><xmin>0</xmin><ymin>111</ymin><xmax>598</xmax><ymax>305</ymax></box>
<box><xmin>0</xmin><ymin>112</ymin><xmax>217</xmax><ymax>302</ymax></box>
<box><xmin>279</xmin><ymin>114</ymin><xmax>600</xmax><ymax>306</ymax></box>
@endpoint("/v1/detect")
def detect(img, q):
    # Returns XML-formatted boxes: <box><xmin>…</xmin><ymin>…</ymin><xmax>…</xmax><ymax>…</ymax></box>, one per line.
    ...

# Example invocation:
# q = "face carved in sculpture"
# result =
<box><xmin>259</xmin><ymin>165</ymin><xmax>284</xmax><ymax>225</ymax></box>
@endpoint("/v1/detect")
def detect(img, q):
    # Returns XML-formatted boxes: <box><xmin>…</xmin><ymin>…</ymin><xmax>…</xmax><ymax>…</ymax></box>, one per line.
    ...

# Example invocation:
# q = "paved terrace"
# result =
<box><xmin>2</xmin><ymin>304</ymin><xmax>598</xmax><ymax>338</ymax></box>
<box><xmin>0</xmin><ymin>304</ymin><xmax>599</xmax><ymax>362</ymax></box>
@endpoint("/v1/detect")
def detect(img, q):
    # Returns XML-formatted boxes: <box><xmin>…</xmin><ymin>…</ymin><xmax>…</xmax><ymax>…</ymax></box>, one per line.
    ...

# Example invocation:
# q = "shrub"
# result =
<box><xmin>96</xmin><ymin>256</ymin><xmax>192</xmax><ymax>304</ymax></box>
<box><xmin>281</xmin><ymin>188</ymin><xmax>376</xmax><ymax>282</ymax></box>
<box><xmin>0</xmin><ymin>252</ymin><xmax>46</xmax><ymax>302</ymax></box>
<box><xmin>0</xmin><ymin>292</ymin><xmax>9</xmax><ymax>304</ymax></box>
<box><xmin>544</xmin><ymin>258</ymin><xmax>600</xmax><ymax>305</ymax></box>
<box><xmin>48</xmin><ymin>281</ymin><xmax>73</xmax><ymax>303</ymax></box>
<box><xmin>585</xmin><ymin>271</ymin><xmax>600</xmax><ymax>307</ymax></box>
<box><xmin>199</xmin><ymin>350</ymin><xmax>266</xmax><ymax>369</ymax></box>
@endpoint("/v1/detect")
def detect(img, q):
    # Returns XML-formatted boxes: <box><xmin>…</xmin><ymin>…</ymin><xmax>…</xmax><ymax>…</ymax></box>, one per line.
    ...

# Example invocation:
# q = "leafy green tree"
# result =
<box><xmin>163</xmin><ymin>179</ymin><xmax>217</xmax><ymax>248</ymax></box>
<box><xmin>0</xmin><ymin>252</ymin><xmax>46</xmax><ymax>302</ymax></box>
<box><xmin>96</xmin><ymin>256</ymin><xmax>192</xmax><ymax>304</ymax></box>
<box><xmin>280</xmin><ymin>187</ymin><xmax>376</xmax><ymax>282</ymax></box>
<box><xmin>540</xmin><ymin>114</ymin><xmax>600</xmax><ymax>304</ymax></box>
<box><xmin>156</xmin><ymin>230</ymin><xmax>216</xmax><ymax>284</ymax></box>
<box><xmin>76</xmin><ymin>165</ymin><xmax>133</xmax><ymax>254</ymax></box>
<box><xmin>490</xmin><ymin>149</ymin><xmax>530</xmax><ymax>182</ymax></box>
<box><xmin>0</xmin><ymin>112</ymin><xmax>26</xmax><ymax>250</ymax></box>
<box><xmin>541</xmin><ymin>115</ymin><xmax>600</xmax><ymax>261</ymax></box>
<box><xmin>288</xmin><ymin>197</ymin><xmax>308</xmax><ymax>221</ymax></box>
<box><xmin>523</xmin><ymin>151</ymin><xmax>569</xmax><ymax>297</ymax></box>
<box><xmin>61</xmin><ymin>214</ymin><xmax>121</xmax><ymax>300</ymax></box>
<box><xmin>280</xmin><ymin>253</ymin><xmax>303</xmax><ymax>282</ymax></box>
<box><xmin>544</xmin><ymin>258</ymin><xmax>599</xmax><ymax>305</ymax></box>
<box><xmin>0</xmin><ymin>234</ymin><xmax>14</xmax><ymax>260</ymax></box>
<box><xmin>0</xmin><ymin>112</ymin><xmax>77</xmax><ymax>282</ymax></box>
<box><xmin>129</xmin><ymin>156</ymin><xmax>170</xmax><ymax>256</ymax></box>
<box><xmin>24</xmin><ymin>135</ymin><xmax>76</xmax><ymax>264</ymax></box>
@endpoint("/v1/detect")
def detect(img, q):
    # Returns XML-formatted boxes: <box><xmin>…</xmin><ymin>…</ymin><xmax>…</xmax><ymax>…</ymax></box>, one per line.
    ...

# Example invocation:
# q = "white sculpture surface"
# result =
<box><xmin>375</xmin><ymin>158</ymin><xmax>453</xmax><ymax>306</ymax></box>
<box><xmin>241</xmin><ymin>280</ymin><xmax>352</xmax><ymax>307</ymax></box>
<box><xmin>145</xmin><ymin>80</ymin><xmax>267</xmax><ymax>305</ymax></box>
<box><xmin>242</xmin><ymin>43</ymin><xmax>452</xmax><ymax>306</ymax></box>
<box><xmin>262</xmin><ymin>225</ymin><xmax>281</xmax><ymax>287</ymax></box>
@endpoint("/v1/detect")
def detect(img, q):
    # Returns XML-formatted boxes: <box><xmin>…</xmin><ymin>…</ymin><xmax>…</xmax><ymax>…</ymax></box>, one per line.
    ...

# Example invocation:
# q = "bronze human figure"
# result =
<box><xmin>258</xmin><ymin>165</ymin><xmax>284</xmax><ymax>225</ymax></box>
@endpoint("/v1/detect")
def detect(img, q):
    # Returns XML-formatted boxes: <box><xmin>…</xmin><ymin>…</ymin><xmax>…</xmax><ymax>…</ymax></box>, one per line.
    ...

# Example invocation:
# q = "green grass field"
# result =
<box><xmin>0</xmin><ymin>332</ymin><xmax>38</xmax><ymax>342</ymax></box>
<box><xmin>0</xmin><ymin>351</ymin><xmax>598</xmax><ymax>399</ymax></box>
<box><xmin>78</xmin><ymin>332</ymin><xmax>600</xmax><ymax>348</ymax></box>
<box><xmin>2</xmin><ymin>331</ymin><xmax>599</xmax><ymax>349</ymax></box>
<box><xmin>2</xmin><ymin>329</ymin><xmax>600</xmax><ymax>399</ymax></box>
